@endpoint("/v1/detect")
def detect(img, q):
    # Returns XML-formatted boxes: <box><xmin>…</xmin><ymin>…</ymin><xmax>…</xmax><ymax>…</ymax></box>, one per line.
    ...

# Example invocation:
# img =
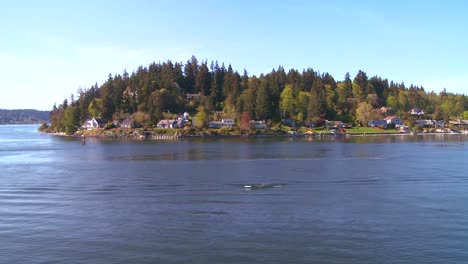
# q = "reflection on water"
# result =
<box><xmin>1</xmin><ymin>125</ymin><xmax>468</xmax><ymax>264</ymax></box>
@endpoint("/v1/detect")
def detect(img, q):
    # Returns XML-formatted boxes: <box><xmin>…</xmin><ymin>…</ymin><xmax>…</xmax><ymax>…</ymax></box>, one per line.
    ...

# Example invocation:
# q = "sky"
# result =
<box><xmin>1</xmin><ymin>0</ymin><xmax>467</xmax><ymax>110</ymax></box>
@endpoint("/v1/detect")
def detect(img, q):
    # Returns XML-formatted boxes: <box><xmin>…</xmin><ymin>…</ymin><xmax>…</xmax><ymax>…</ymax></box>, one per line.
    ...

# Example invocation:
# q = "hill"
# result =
<box><xmin>0</xmin><ymin>109</ymin><xmax>50</xmax><ymax>124</ymax></box>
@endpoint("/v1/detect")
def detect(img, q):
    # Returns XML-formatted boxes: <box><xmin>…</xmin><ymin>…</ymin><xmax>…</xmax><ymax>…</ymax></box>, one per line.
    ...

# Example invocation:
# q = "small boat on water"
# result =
<box><xmin>243</xmin><ymin>183</ymin><xmax>286</xmax><ymax>190</ymax></box>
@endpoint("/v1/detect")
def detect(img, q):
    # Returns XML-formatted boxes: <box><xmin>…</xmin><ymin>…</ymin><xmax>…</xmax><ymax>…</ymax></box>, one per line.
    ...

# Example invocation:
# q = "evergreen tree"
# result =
<box><xmin>255</xmin><ymin>76</ymin><xmax>271</xmax><ymax>119</ymax></box>
<box><xmin>195</xmin><ymin>61</ymin><xmax>211</xmax><ymax>96</ymax></box>
<box><xmin>308</xmin><ymin>76</ymin><xmax>326</xmax><ymax>118</ymax></box>
<box><xmin>62</xmin><ymin>106</ymin><xmax>79</xmax><ymax>134</ymax></box>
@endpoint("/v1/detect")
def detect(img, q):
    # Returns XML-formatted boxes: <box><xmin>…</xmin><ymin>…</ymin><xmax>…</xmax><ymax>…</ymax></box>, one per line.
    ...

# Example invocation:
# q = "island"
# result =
<box><xmin>39</xmin><ymin>56</ymin><xmax>468</xmax><ymax>138</ymax></box>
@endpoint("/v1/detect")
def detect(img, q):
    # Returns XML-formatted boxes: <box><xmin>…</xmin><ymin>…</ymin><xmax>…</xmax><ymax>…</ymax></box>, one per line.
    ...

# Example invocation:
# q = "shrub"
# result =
<box><xmin>38</xmin><ymin>122</ymin><xmax>49</xmax><ymax>132</ymax></box>
<box><xmin>103</xmin><ymin>122</ymin><xmax>116</xmax><ymax>130</ymax></box>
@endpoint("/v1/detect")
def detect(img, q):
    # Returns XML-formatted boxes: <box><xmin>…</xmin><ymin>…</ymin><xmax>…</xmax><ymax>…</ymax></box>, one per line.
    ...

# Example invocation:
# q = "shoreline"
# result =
<box><xmin>43</xmin><ymin>129</ymin><xmax>468</xmax><ymax>141</ymax></box>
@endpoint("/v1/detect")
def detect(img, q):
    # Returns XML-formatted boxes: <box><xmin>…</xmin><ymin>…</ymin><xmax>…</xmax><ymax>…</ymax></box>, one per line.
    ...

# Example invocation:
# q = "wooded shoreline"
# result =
<box><xmin>44</xmin><ymin>127</ymin><xmax>466</xmax><ymax>141</ymax></box>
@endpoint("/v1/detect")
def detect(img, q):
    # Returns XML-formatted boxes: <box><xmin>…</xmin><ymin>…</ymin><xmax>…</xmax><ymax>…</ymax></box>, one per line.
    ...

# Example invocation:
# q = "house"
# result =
<box><xmin>435</xmin><ymin>120</ymin><xmax>445</xmax><ymax>128</ymax></box>
<box><xmin>399</xmin><ymin>125</ymin><xmax>410</xmax><ymax>133</ymax></box>
<box><xmin>342</xmin><ymin>123</ymin><xmax>353</xmax><ymax>129</ymax></box>
<box><xmin>157</xmin><ymin>119</ymin><xmax>177</xmax><ymax>128</ymax></box>
<box><xmin>368</xmin><ymin>120</ymin><xmax>387</xmax><ymax>128</ymax></box>
<box><xmin>410</xmin><ymin>108</ymin><xmax>425</xmax><ymax>116</ymax></box>
<box><xmin>415</xmin><ymin>120</ymin><xmax>431</xmax><ymax>127</ymax></box>
<box><xmin>328</xmin><ymin>121</ymin><xmax>344</xmax><ymax>129</ymax></box>
<box><xmin>173</xmin><ymin>114</ymin><xmax>188</xmax><ymax>128</ymax></box>
<box><xmin>250</xmin><ymin>120</ymin><xmax>267</xmax><ymax>129</ymax></box>
<box><xmin>82</xmin><ymin>118</ymin><xmax>104</xmax><ymax>130</ymax></box>
<box><xmin>415</xmin><ymin>119</ymin><xmax>445</xmax><ymax>128</ymax></box>
<box><xmin>449</xmin><ymin>120</ymin><xmax>468</xmax><ymax>131</ymax></box>
<box><xmin>384</xmin><ymin>116</ymin><xmax>403</xmax><ymax>125</ymax></box>
<box><xmin>209</xmin><ymin>119</ymin><xmax>235</xmax><ymax>128</ymax></box>
<box><xmin>380</xmin><ymin>106</ymin><xmax>395</xmax><ymax>115</ymax></box>
<box><xmin>282</xmin><ymin>119</ymin><xmax>296</xmax><ymax>127</ymax></box>
<box><xmin>120</xmin><ymin>117</ymin><xmax>136</xmax><ymax>128</ymax></box>
<box><xmin>307</xmin><ymin>121</ymin><xmax>317</xmax><ymax>128</ymax></box>
<box><xmin>185</xmin><ymin>93</ymin><xmax>201</xmax><ymax>100</ymax></box>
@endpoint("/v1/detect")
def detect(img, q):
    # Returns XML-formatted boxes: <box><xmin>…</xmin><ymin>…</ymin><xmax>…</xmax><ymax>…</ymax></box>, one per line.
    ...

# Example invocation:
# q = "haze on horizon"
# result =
<box><xmin>1</xmin><ymin>0</ymin><xmax>467</xmax><ymax>111</ymax></box>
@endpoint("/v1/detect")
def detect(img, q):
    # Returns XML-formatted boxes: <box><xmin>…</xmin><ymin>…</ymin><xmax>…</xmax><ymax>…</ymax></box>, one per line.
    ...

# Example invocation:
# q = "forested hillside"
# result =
<box><xmin>49</xmin><ymin>56</ymin><xmax>468</xmax><ymax>134</ymax></box>
<box><xmin>0</xmin><ymin>109</ymin><xmax>49</xmax><ymax>124</ymax></box>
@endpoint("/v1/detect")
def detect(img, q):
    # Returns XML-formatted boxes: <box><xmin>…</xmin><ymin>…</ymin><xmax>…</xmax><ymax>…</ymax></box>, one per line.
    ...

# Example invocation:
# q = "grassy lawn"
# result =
<box><xmin>344</xmin><ymin>127</ymin><xmax>387</xmax><ymax>134</ymax></box>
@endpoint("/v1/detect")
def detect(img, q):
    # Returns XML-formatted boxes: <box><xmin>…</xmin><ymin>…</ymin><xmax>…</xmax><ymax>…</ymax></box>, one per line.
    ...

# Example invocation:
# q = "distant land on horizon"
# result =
<box><xmin>0</xmin><ymin>109</ymin><xmax>50</xmax><ymax>124</ymax></box>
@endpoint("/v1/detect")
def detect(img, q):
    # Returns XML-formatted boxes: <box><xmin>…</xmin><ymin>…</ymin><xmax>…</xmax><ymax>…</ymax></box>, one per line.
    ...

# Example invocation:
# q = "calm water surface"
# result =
<box><xmin>1</xmin><ymin>125</ymin><xmax>468</xmax><ymax>263</ymax></box>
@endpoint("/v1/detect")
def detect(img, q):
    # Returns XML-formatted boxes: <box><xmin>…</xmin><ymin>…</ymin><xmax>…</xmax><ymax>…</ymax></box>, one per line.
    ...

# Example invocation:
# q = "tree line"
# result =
<box><xmin>48</xmin><ymin>55</ymin><xmax>468</xmax><ymax>134</ymax></box>
<box><xmin>0</xmin><ymin>109</ymin><xmax>49</xmax><ymax>124</ymax></box>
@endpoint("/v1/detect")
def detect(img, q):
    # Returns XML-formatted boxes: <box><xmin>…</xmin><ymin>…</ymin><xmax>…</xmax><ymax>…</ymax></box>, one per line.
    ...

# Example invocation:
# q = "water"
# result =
<box><xmin>1</xmin><ymin>125</ymin><xmax>468</xmax><ymax>263</ymax></box>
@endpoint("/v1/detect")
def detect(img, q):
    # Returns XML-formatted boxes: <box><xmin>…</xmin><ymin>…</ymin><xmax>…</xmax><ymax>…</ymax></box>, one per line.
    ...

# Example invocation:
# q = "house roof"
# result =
<box><xmin>158</xmin><ymin>119</ymin><xmax>174</xmax><ymax>123</ymax></box>
<box><xmin>120</xmin><ymin>117</ymin><xmax>133</xmax><ymax>126</ymax></box>
<box><xmin>384</xmin><ymin>116</ymin><xmax>398</xmax><ymax>120</ymax></box>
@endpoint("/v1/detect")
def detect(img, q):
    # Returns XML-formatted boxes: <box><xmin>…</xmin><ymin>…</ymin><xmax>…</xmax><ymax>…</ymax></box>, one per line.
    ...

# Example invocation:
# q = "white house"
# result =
<box><xmin>250</xmin><ymin>120</ymin><xmax>267</xmax><ymax>129</ymax></box>
<box><xmin>415</xmin><ymin>120</ymin><xmax>445</xmax><ymax>128</ymax></box>
<box><xmin>410</xmin><ymin>108</ymin><xmax>425</xmax><ymax>115</ymax></box>
<box><xmin>157</xmin><ymin>119</ymin><xmax>177</xmax><ymax>128</ymax></box>
<box><xmin>384</xmin><ymin>116</ymin><xmax>403</xmax><ymax>125</ymax></box>
<box><xmin>209</xmin><ymin>119</ymin><xmax>235</xmax><ymax>128</ymax></box>
<box><xmin>82</xmin><ymin>118</ymin><xmax>104</xmax><ymax>130</ymax></box>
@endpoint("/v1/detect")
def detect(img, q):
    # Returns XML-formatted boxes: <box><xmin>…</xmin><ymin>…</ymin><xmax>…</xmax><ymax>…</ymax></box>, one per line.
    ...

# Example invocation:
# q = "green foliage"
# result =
<box><xmin>356</xmin><ymin>102</ymin><xmax>374</xmax><ymax>126</ymax></box>
<box><xmin>103</xmin><ymin>122</ymin><xmax>116</xmax><ymax>130</ymax></box>
<box><xmin>464</xmin><ymin>110</ymin><xmax>468</xmax><ymax>120</ymax></box>
<box><xmin>255</xmin><ymin>78</ymin><xmax>271</xmax><ymax>119</ymax></box>
<box><xmin>386</xmin><ymin>95</ymin><xmax>398</xmax><ymax>110</ymax></box>
<box><xmin>88</xmin><ymin>98</ymin><xmax>103</xmax><ymax>118</ymax></box>
<box><xmin>296</xmin><ymin>91</ymin><xmax>310</xmax><ymax>120</ymax></box>
<box><xmin>38</xmin><ymin>122</ymin><xmax>49</xmax><ymax>131</ymax></box>
<box><xmin>62</xmin><ymin>106</ymin><xmax>79</xmax><ymax>134</ymax></box>
<box><xmin>194</xmin><ymin>106</ymin><xmax>208</xmax><ymax>129</ymax></box>
<box><xmin>280</xmin><ymin>84</ymin><xmax>295</xmax><ymax>117</ymax></box>
<box><xmin>308</xmin><ymin>76</ymin><xmax>326</xmax><ymax>119</ymax></box>
<box><xmin>352</xmin><ymin>83</ymin><xmax>364</xmax><ymax>102</ymax></box>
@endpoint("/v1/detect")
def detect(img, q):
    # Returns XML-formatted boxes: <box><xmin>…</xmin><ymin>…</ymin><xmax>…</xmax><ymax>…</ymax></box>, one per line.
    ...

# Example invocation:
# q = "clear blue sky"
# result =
<box><xmin>1</xmin><ymin>0</ymin><xmax>467</xmax><ymax>110</ymax></box>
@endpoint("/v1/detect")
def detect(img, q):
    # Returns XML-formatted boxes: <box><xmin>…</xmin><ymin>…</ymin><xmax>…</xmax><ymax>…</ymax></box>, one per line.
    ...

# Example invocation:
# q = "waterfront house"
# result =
<box><xmin>157</xmin><ymin>119</ymin><xmax>177</xmax><ymax>129</ymax></box>
<box><xmin>250</xmin><ymin>120</ymin><xmax>267</xmax><ymax>129</ymax></box>
<box><xmin>282</xmin><ymin>119</ymin><xmax>295</xmax><ymax>127</ymax></box>
<box><xmin>368</xmin><ymin>120</ymin><xmax>387</xmax><ymax>128</ymax></box>
<box><xmin>410</xmin><ymin>108</ymin><xmax>425</xmax><ymax>116</ymax></box>
<box><xmin>82</xmin><ymin>118</ymin><xmax>104</xmax><ymax>130</ymax></box>
<box><xmin>120</xmin><ymin>117</ymin><xmax>136</xmax><ymax>128</ymax></box>
<box><xmin>172</xmin><ymin>114</ymin><xmax>189</xmax><ymax>129</ymax></box>
<box><xmin>209</xmin><ymin>119</ymin><xmax>235</xmax><ymax>128</ymax></box>
<box><xmin>399</xmin><ymin>125</ymin><xmax>410</xmax><ymax>133</ymax></box>
<box><xmin>415</xmin><ymin>120</ymin><xmax>445</xmax><ymax>128</ymax></box>
<box><xmin>384</xmin><ymin>116</ymin><xmax>403</xmax><ymax>126</ymax></box>
<box><xmin>328</xmin><ymin>121</ymin><xmax>344</xmax><ymax>129</ymax></box>
<box><xmin>435</xmin><ymin>120</ymin><xmax>445</xmax><ymax>128</ymax></box>
<box><xmin>449</xmin><ymin>120</ymin><xmax>468</xmax><ymax>132</ymax></box>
